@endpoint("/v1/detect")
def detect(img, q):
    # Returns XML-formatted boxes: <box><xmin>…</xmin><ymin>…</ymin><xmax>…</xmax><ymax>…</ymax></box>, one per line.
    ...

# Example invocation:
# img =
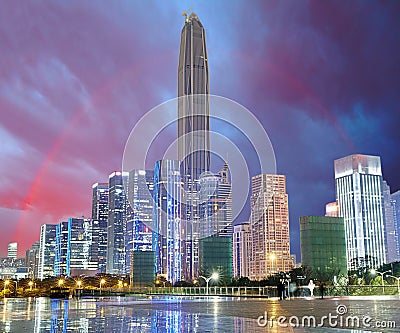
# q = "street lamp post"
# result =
<box><xmin>100</xmin><ymin>278</ymin><xmax>106</xmax><ymax>295</ymax></box>
<box><xmin>4</xmin><ymin>280</ymin><xmax>18</xmax><ymax>296</ymax></box>
<box><xmin>387</xmin><ymin>275</ymin><xmax>400</xmax><ymax>296</ymax></box>
<box><xmin>199</xmin><ymin>273</ymin><xmax>219</xmax><ymax>295</ymax></box>
<box><xmin>370</xmin><ymin>269</ymin><xmax>391</xmax><ymax>294</ymax></box>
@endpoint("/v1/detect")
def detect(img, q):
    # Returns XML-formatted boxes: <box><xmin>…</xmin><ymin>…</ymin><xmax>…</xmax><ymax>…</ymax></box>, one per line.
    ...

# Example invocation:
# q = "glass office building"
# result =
<box><xmin>91</xmin><ymin>182</ymin><xmax>109</xmax><ymax>273</ymax></box>
<box><xmin>125</xmin><ymin>169</ymin><xmax>154</xmax><ymax>275</ymax></box>
<box><xmin>300</xmin><ymin>216</ymin><xmax>347</xmax><ymax>275</ymax></box>
<box><xmin>153</xmin><ymin>160</ymin><xmax>183</xmax><ymax>284</ymax></box>
<box><xmin>106</xmin><ymin>171</ymin><xmax>128</xmax><ymax>274</ymax></box>
<box><xmin>335</xmin><ymin>154</ymin><xmax>386</xmax><ymax>270</ymax></box>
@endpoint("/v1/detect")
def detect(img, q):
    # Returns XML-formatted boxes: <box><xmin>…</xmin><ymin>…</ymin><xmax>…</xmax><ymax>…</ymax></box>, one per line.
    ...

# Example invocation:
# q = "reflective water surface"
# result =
<box><xmin>0</xmin><ymin>296</ymin><xmax>391</xmax><ymax>332</ymax></box>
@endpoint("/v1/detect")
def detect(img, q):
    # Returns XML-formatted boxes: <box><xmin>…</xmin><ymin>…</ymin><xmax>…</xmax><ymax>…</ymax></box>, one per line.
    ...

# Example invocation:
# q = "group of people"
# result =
<box><xmin>277</xmin><ymin>280</ymin><xmax>297</xmax><ymax>300</ymax></box>
<box><xmin>277</xmin><ymin>279</ymin><xmax>326</xmax><ymax>300</ymax></box>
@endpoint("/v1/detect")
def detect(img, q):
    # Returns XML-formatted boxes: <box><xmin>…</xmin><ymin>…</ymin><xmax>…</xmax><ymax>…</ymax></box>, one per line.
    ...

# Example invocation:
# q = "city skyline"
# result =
<box><xmin>1</xmin><ymin>1</ymin><xmax>400</xmax><ymax>258</ymax></box>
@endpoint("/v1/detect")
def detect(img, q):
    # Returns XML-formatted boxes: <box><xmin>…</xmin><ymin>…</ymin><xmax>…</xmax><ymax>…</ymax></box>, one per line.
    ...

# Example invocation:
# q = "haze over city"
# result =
<box><xmin>1</xmin><ymin>0</ymin><xmax>400</xmax><ymax>259</ymax></box>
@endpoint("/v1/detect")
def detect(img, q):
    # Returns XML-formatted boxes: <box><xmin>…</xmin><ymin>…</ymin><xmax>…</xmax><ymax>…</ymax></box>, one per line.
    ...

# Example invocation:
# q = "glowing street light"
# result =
<box><xmin>58</xmin><ymin>279</ymin><xmax>64</xmax><ymax>287</ymax></box>
<box><xmin>118</xmin><ymin>280</ymin><xmax>123</xmax><ymax>289</ymax></box>
<box><xmin>3</xmin><ymin>280</ymin><xmax>10</xmax><ymax>294</ymax></box>
<box><xmin>155</xmin><ymin>279</ymin><xmax>166</xmax><ymax>287</ymax></box>
<box><xmin>3</xmin><ymin>280</ymin><xmax>17</xmax><ymax>296</ymax></box>
<box><xmin>199</xmin><ymin>273</ymin><xmax>219</xmax><ymax>295</ymax></box>
<box><xmin>28</xmin><ymin>281</ymin><xmax>34</xmax><ymax>291</ymax></box>
<box><xmin>370</xmin><ymin>269</ymin><xmax>391</xmax><ymax>293</ymax></box>
<box><xmin>76</xmin><ymin>280</ymin><xmax>82</xmax><ymax>289</ymax></box>
<box><xmin>100</xmin><ymin>278</ymin><xmax>106</xmax><ymax>295</ymax></box>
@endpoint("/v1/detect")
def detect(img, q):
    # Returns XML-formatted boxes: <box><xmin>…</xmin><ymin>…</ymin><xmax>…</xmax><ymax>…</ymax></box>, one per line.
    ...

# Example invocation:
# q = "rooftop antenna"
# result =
<box><xmin>182</xmin><ymin>5</ymin><xmax>194</xmax><ymax>22</ymax></box>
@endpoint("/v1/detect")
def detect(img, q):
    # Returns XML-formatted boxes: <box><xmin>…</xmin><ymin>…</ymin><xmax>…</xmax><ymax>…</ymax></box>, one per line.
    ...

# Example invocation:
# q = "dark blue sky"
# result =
<box><xmin>1</xmin><ymin>1</ymin><xmax>399</xmax><ymax>258</ymax></box>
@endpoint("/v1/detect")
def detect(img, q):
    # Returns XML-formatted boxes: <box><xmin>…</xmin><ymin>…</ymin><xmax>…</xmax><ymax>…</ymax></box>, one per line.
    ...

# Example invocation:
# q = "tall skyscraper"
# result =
<box><xmin>125</xmin><ymin>169</ymin><xmax>154</xmax><ymax>275</ymax></box>
<box><xmin>38</xmin><ymin>224</ymin><xmax>57</xmax><ymax>279</ymax></box>
<box><xmin>249</xmin><ymin>174</ymin><xmax>293</xmax><ymax>280</ymax></box>
<box><xmin>335</xmin><ymin>154</ymin><xmax>386</xmax><ymax>271</ymax></box>
<box><xmin>382</xmin><ymin>181</ymin><xmax>398</xmax><ymax>263</ymax></box>
<box><xmin>54</xmin><ymin>221</ymin><xmax>69</xmax><ymax>276</ymax></box>
<box><xmin>25</xmin><ymin>241</ymin><xmax>40</xmax><ymax>279</ymax></box>
<box><xmin>91</xmin><ymin>182</ymin><xmax>109</xmax><ymax>273</ymax></box>
<box><xmin>54</xmin><ymin>218</ymin><xmax>97</xmax><ymax>276</ymax></box>
<box><xmin>391</xmin><ymin>190</ymin><xmax>400</xmax><ymax>261</ymax></box>
<box><xmin>7</xmin><ymin>242</ymin><xmax>17</xmax><ymax>259</ymax></box>
<box><xmin>300</xmin><ymin>216</ymin><xmax>347</xmax><ymax>276</ymax></box>
<box><xmin>153</xmin><ymin>160</ymin><xmax>183</xmax><ymax>284</ymax></box>
<box><xmin>198</xmin><ymin>163</ymin><xmax>233</xmax><ymax>280</ymax></box>
<box><xmin>178</xmin><ymin>12</ymin><xmax>210</xmax><ymax>181</ymax></box>
<box><xmin>233</xmin><ymin>222</ymin><xmax>251</xmax><ymax>278</ymax></box>
<box><xmin>68</xmin><ymin>217</ymin><xmax>97</xmax><ymax>275</ymax></box>
<box><xmin>178</xmin><ymin>12</ymin><xmax>210</xmax><ymax>281</ymax></box>
<box><xmin>106</xmin><ymin>171</ymin><xmax>128</xmax><ymax>274</ymax></box>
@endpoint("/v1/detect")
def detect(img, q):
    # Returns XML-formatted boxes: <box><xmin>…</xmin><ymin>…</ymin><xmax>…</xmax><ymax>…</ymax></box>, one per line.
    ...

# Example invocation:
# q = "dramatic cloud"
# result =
<box><xmin>1</xmin><ymin>1</ymin><xmax>399</xmax><ymax>258</ymax></box>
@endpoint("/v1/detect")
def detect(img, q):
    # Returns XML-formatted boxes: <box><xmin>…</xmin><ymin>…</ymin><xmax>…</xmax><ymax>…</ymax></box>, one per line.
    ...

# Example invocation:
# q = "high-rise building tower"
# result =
<box><xmin>249</xmin><ymin>174</ymin><xmax>293</xmax><ymax>280</ymax></box>
<box><xmin>233</xmin><ymin>222</ymin><xmax>251</xmax><ymax>278</ymax></box>
<box><xmin>38</xmin><ymin>224</ymin><xmax>57</xmax><ymax>279</ymax></box>
<box><xmin>382</xmin><ymin>181</ymin><xmax>398</xmax><ymax>263</ymax></box>
<box><xmin>125</xmin><ymin>169</ymin><xmax>154</xmax><ymax>275</ymax></box>
<box><xmin>91</xmin><ymin>182</ymin><xmax>109</xmax><ymax>273</ymax></box>
<box><xmin>54</xmin><ymin>221</ymin><xmax>69</xmax><ymax>276</ymax></box>
<box><xmin>198</xmin><ymin>163</ymin><xmax>233</xmax><ymax>280</ymax></box>
<box><xmin>335</xmin><ymin>154</ymin><xmax>386</xmax><ymax>270</ymax></box>
<box><xmin>178</xmin><ymin>12</ymin><xmax>211</xmax><ymax>281</ymax></box>
<box><xmin>7</xmin><ymin>242</ymin><xmax>17</xmax><ymax>259</ymax></box>
<box><xmin>25</xmin><ymin>241</ymin><xmax>40</xmax><ymax>279</ymax></box>
<box><xmin>391</xmin><ymin>190</ymin><xmax>400</xmax><ymax>261</ymax></box>
<box><xmin>300</xmin><ymin>216</ymin><xmax>347</xmax><ymax>276</ymax></box>
<box><xmin>153</xmin><ymin>160</ymin><xmax>183</xmax><ymax>284</ymax></box>
<box><xmin>54</xmin><ymin>218</ymin><xmax>97</xmax><ymax>276</ymax></box>
<box><xmin>106</xmin><ymin>171</ymin><xmax>128</xmax><ymax>274</ymax></box>
<box><xmin>178</xmin><ymin>12</ymin><xmax>210</xmax><ymax>181</ymax></box>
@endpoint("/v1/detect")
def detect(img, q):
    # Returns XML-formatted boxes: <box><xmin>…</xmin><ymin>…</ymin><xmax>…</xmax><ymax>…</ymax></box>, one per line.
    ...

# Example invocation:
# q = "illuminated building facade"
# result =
<box><xmin>325</xmin><ymin>201</ymin><xmax>339</xmax><ymax>217</ymax></box>
<box><xmin>38</xmin><ymin>224</ymin><xmax>57</xmax><ymax>279</ymax></box>
<box><xmin>7</xmin><ymin>242</ymin><xmax>17</xmax><ymax>259</ymax></box>
<box><xmin>25</xmin><ymin>241</ymin><xmax>40</xmax><ymax>279</ymax></box>
<box><xmin>233</xmin><ymin>222</ymin><xmax>251</xmax><ymax>278</ymax></box>
<box><xmin>335</xmin><ymin>154</ymin><xmax>386</xmax><ymax>270</ymax></box>
<box><xmin>106</xmin><ymin>171</ymin><xmax>128</xmax><ymax>274</ymax></box>
<box><xmin>67</xmin><ymin>217</ymin><xmax>97</xmax><ymax>275</ymax></box>
<box><xmin>249</xmin><ymin>174</ymin><xmax>293</xmax><ymax>280</ymax></box>
<box><xmin>125</xmin><ymin>169</ymin><xmax>154</xmax><ymax>275</ymax></box>
<box><xmin>198</xmin><ymin>163</ymin><xmax>233</xmax><ymax>279</ymax></box>
<box><xmin>55</xmin><ymin>218</ymin><xmax>97</xmax><ymax>276</ymax></box>
<box><xmin>91</xmin><ymin>182</ymin><xmax>109</xmax><ymax>273</ymax></box>
<box><xmin>391</xmin><ymin>190</ymin><xmax>400</xmax><ymax>261</ymax></box>
<box><xmin>153</xmin><ymin>160</ymin><xmax>183</xmax><ymax>284</ymax></box>
<box><xmin>54</xmin><ymin>221</ymin><xmax>69</xmax><ymax>276</ymax></box>
<box><xmin>383</xmin><ymin>182</ymin><xmax>400</xmax><ymax>263</ymax></box>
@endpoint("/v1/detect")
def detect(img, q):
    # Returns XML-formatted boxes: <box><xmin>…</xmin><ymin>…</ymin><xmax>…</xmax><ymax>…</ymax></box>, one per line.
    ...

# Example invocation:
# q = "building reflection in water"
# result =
<box><xmin>1</xmin><ymin>297</ymin><xmax>269</xmax><ymax>333</ymax></box>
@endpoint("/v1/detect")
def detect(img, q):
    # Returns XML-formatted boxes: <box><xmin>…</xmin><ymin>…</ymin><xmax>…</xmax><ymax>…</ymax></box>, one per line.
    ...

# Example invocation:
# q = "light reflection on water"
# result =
<box><xmin>0</xmin><ymin>296</ymin><xmax>260</xmax><ymax>333</ymax></box>
<box><xmin>0</xmin><ymin>296</ymin><xmax>382</xmax><ymax>333</ymax></box>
